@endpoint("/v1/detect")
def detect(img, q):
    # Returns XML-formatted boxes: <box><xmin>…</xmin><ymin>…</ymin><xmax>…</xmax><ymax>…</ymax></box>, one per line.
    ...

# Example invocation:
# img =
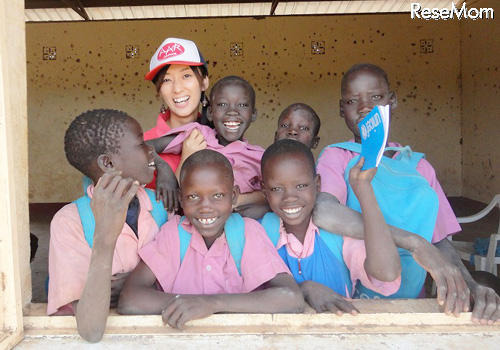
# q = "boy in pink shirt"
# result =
<box><xmin>315</xmin><ymin>63</ymin><xmax>499</xmax><ymax>323</ymax></box>
<box><xmin>118</xmin><ymin>150</ymin><xmax>304</xmax><ymax>329</ymax></box>
<box><xmin>48</xmin><ymin>109</ymin><xmax>165</xmax><ymax>342</ymax></box>
<box><xmin>260</xmin><ymin>139</ymin><xmax>401</xmax><ymax>313</ymax></box>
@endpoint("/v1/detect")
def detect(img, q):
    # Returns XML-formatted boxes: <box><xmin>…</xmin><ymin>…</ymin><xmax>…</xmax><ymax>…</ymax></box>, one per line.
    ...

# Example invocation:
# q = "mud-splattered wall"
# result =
<box><xmin>27</xmin><ymin>14</ymin><xmax>463</xmax><ymax>203</ymax></box>
<box><xmin>461</xmin><ymin>0</ymin><xmax>499</xmax><ymax>203</ymax></box>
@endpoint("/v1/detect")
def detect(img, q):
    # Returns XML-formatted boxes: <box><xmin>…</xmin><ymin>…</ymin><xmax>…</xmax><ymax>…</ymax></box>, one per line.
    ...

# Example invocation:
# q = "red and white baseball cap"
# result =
<box><xmin>145</xmin><ymin>37</ymin><xmax>206</xmax><ymax>81</ymax></box>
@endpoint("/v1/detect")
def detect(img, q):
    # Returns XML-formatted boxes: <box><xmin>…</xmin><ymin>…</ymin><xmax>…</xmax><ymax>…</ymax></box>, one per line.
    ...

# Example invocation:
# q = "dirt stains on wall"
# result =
<box><xmin>27</xmin><ymin>14</ymin><xmax>465</xmax><ymax>202</ymax></box>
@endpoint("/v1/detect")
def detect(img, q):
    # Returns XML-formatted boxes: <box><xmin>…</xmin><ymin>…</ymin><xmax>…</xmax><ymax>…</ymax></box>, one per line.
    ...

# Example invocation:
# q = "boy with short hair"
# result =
<box><xmin>315</xmin><ymin>63</ymin><xmax>500</xmax><ymax>322</ymax></box>
<box><xmin>261</xmin><ymin>139</ymin><xmax>401</xmax><ymax>313</ymax></box>
<box><xmin>48</xmin><ymin>109</ymin><xmax>165</xmax><ymax>342</ymax></box>
<box><xmin>275</xmin><ymin>103</ymin><xmax>321</xmax><ymax>149</ymax></box>
<box><xmin>118</xmin><ymin>149</ymin><xmax>304</xmax><ymax>329</ymax></box>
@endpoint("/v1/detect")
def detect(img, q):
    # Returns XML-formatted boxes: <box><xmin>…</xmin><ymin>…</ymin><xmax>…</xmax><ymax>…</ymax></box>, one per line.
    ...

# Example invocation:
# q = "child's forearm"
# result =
<box><xmin>118</xmin><ymin>285</ymin><xmax>177</xmax><ymax>315</ymax></box>
<box><xmin>146</xmin><ymin>135</ymin><xmax>177</xmax><ymax>154</ymax></box>
<box><xmin>209</xmin><ymin>273</ymin><xmax>304</xmax><ymax>314</ymax></box>
<box><xmin>235</xmin><ymin>190</ymin><xmax>266</xmax><ymax>207</ymax></box>
<box><xmin>74</xmin><ymin>228</ymin><xmax>117</xmax><ymax>343</ymax></box>
<box><xmin>356</xmin><ymin>186</ymin><xmax>401</xmax><ymax>282</ymax></box>
<box><xmin>314</xmin><ymin>192</ymin><xmax>425</xmax><ymax>251</ymax></box>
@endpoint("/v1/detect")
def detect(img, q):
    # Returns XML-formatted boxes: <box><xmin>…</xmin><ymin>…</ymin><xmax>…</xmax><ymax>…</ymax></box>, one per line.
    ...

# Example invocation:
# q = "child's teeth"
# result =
<box><xmin>224</xmin><ymin>121</ymin><xmax>241</xmax><ymax>130</ymax></box>
<box><xmin>283</xmin><ymin>207</ymin><xmax>302</xmax><ymax>214</ymax></box>
<box><xmin>148</xmin><ymin>161</ymin><xmax>155</xmax><ymax>167</ymax></box>
<box><xmin>198</xmin><ymin>217</ymin><xmax>217</xmax><ymax>225</ymax></box>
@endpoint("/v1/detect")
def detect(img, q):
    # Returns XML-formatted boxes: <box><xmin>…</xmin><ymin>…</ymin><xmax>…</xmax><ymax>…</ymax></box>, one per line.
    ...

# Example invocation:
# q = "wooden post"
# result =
<box><xmin>0</xmin><ymin>0</ymin><xmax>30</xmax><ymax>348</ymax></box>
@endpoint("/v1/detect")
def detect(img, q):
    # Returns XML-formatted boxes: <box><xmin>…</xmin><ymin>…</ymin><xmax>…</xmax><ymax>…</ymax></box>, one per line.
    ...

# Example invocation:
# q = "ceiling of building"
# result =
<box><xmin>24</xmin><ymin>1</ymin><xmax>463</xmax><ymax>22</ymax></box>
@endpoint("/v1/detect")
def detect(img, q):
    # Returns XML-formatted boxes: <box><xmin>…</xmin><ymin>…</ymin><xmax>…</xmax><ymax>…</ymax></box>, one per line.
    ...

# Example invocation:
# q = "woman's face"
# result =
<box><xmin>159</xmin><ymin>65</ymin><xmax>209</xmax><ymax>124</ymax></box>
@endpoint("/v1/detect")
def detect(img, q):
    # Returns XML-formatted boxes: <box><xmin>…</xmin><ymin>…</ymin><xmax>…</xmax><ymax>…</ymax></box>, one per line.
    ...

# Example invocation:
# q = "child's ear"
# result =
<box><xmin>207</xmin><ymin>105</ymin><xmax>213</xmax><ymax>122</ymax></box>
<box><xmin>315</xmin><ymin>174</ymin><xmax>321</xmax><ymax>193</ymax></box>
<box><xmin>232</xmin><ymin>185</ymin><xmax>240</xmax><ymax>207</ymax></box>
<box><xmin>177</xmin><ymin>188</ymin><xmax>183</xmax><ymax>207</ymax></box>
<box><xmin>389</xmin><ymin>91</ymin><xmax>397</xmax><ymax>110</ymax></box>
<box><xmin>251</xmin><ymin>108</ymin><xmax>257</xmax><ymax>122</ymax></box>
<box><xmin>311</xmin><ymin>136</ymin><xmax>320</xmax><ymax>149</ymax></box>
<box><xmin>97</xmin><ymin>154</ymin><xmax>114</xmax><ymax>173</ymax></box>
<box><xmin>339</xmin><ymin>99</ymin><xmax>346</xmax><ymax>119</ymax></box>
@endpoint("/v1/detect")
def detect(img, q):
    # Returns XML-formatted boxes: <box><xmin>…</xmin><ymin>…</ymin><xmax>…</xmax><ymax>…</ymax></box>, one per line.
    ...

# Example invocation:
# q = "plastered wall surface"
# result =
<box><xmin>460</xmin><ymin>0</ymin><xmax>499</xmax><ymax>203</ymax></box>
<box><xmin>27</xmin><ymin>14</ymin><xmax>462</xmax><ymax>203</ymax></box>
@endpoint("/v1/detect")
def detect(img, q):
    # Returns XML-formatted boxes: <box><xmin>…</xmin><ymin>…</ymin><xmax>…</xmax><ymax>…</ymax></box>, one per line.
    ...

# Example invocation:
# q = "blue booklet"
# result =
<box><xmin>357</xmin><ymin>105</ymin><xmax>390</xmax><ymax>170</ymax></box>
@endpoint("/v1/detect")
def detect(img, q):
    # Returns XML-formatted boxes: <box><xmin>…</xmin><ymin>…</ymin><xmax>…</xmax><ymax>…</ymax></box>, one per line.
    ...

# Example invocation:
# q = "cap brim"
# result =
<box><xmin>145</xmin><ymin>61</ymin><xmax>206</xmax><ymax>81</ymax></box>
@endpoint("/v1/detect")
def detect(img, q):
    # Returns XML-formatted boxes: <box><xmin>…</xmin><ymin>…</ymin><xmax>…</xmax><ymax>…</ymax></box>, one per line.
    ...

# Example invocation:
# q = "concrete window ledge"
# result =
<box><xmin>18</xmin><ymin>299</ymin><xmax>500</xmax><ymax>348</ymax></box>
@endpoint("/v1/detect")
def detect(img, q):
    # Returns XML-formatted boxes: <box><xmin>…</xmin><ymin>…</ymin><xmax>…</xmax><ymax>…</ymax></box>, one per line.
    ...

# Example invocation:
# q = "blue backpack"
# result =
<box><xmin>261</xmin><ymin>212</ymin><xmax>353</xmax><ymax>297</ymax></box>
<box><xmin>318</xmin><ymin>142</ymin><xmax>439</xmax><ymax>298</ymax></box>
<box><xmin>76</xmin><ymin>176</ymin><xmax>168</xmax><ymax>247</ymax></box>
<box><xmin>178</xmin><ymin>213</ymin><xmax>246</xmax><ymax>275</ymax></box>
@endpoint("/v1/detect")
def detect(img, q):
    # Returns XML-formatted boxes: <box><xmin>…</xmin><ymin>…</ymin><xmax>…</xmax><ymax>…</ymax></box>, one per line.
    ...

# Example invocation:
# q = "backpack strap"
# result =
<box><xmin>224</xmin><ymin>213</ymin><xmax>246</xmax><ymax>275</ymax></box>
<box><xmin>261</xmin><ymin>212</ymin><xmax>281</xmax><ymax>247</ymax></box>
<box><xmin>320</xmin><ymin>142</ymin><xmax>425</xmax><ymax>170</ymax></box>
<box><xmin>317</xmin><ymin>228</ymin><xmax>344</xmax><ymax>263</ymax></box>
<box><xmin>178</xmin><ymin>217</ymin><xmax>191</xmax><ymax>263</ymax></box>
<box><xmin>177</xmin><ymin>213</ymin><xmax>245</xmax><ymax>275</ymax></box>
<box><xmin>75</xmin><ymin>195</ymin><xmax>96</xmax><ymax>248</ymax></box>
<box><xmin>318</xmin><ymin>142</ymin><xmax>361</xmax><ymax>161</ymax></box>
<box><xmin>82</xmin><ymin>175</ymin><xmax>93</xmax><ymax>193</ymax></box>
<box><xmin>385</xmin><ymin>145</ymin><xmax>425</xmax><ymax>169</ymax></box>
<box><xmin>75</xmin><ymin>186</ymin><xmax>168</xmax><ymax>248</ymax></box>
<box><xmin>144</xmin><ymin>188</ymin><xmax>168</xmax><ymax>228</ymax></box>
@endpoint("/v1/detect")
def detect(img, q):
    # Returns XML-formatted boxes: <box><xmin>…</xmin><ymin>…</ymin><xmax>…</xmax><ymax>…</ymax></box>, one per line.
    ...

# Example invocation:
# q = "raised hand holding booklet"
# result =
<box><xmin>358</xmin><ymin>105</ymin><xmax>390</xmax><ymax>170</ymax></box>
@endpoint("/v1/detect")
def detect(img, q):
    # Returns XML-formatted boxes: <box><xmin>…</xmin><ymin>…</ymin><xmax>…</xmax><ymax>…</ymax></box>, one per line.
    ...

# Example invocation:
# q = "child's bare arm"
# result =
<box><xmin>313</xmin><ymin>191</ymin><xmax>469</xmax><ymax>314</ymax></box>
<box><xmin>434</xmin><ymin>238</ymin><xmax>500</xmax><ymax>323</ymax></box>
<box><xmin>75</xmin><ymin>173</ymin><xmax>139</xmax><ymax>343</ymax></box>
<box><xmin>174</xmin><ymin>129</ymin><xmax>207</xmax><ymax>180</ymax></box>
<box><xmin>161</xmin><ymin>273</ymin><xmax>304</xmax><ymax>329</ymax></box>
<box><xmin>152</xmin><ymin>151</ymin><xmax>179</xmax><ymax>212</ymax></box>
<box><xmin>300</xmin><ymin>280</ymin><xmax>358</xmax><ymax>315</ymax></box>
<box><xmin>234</xmin><ymin>190</ymin><xmax>270</xmax><ymax>219</ymax></box>
<box><xmin>145</xmin><ymin>135</ymin><xmax>177</xmax><ymax>154</ymax></box>
<box><xmin>349</xmin><ymin>157</ymin><xmax>401</xmax><ymax>282</ymax></box>
<box><xmin>117</xmin><ymin>261</ymin><xmax>178</xmax><ymax>315</ymax></box>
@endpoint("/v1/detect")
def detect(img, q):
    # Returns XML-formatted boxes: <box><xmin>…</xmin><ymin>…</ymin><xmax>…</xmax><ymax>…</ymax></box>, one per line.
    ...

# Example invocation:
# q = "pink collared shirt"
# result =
<box><xmin>157</xmin><ymin>122</ymin><xmax>264</xmax><ymax>193</ymax></box>
<box><xmin>277</xmin><ymin>219</ymin><xmax>401</xmax><ymax>297</ymax></box>
<box><xmin>316</xmin><ymin>141</ymin><xmax>461</xmax><ymax>243</ymax></box>
<box><xmin>139</xmin><ymin>215</ymin><xmax>290</xmax><ymax>294</ymax></box>
<box><xmin>47</xmin><ymin>186</ymin><xmax>160</xmax><ymax>315</ymax></box>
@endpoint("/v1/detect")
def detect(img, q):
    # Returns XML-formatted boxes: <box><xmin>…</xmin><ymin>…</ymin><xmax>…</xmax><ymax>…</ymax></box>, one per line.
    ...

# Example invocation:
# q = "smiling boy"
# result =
<box><xmin>118</xmin><ymin>149</ymin><xmax>303</xmax><ymax>329</ymax></box>
<box><xmin>48</xmin><ymin>109</ymin><xmax>165</xmax><ymax>342</ymax></box>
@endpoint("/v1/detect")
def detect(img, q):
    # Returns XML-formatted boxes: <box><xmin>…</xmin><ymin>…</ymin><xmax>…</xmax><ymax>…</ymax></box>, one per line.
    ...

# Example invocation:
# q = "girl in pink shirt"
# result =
<box><xmin>118</xmin><ymin>150</ymin><xmax>304</xmax><ymax>329</ymax></box>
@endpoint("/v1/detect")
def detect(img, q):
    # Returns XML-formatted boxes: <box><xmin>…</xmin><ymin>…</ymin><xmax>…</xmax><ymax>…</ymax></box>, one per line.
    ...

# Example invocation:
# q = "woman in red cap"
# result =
<box><xmin>144</xmin><ymin>38</ymin><xmax>211</xmax><ymax>211</ymax></box>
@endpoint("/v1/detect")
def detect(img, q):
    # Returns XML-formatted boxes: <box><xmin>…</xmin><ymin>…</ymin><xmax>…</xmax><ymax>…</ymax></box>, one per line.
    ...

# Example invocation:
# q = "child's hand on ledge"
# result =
<box><xmin>161</xmin><ymin>294</ymin><xmax>217</xmax><ymax>329</ymax></box>
<box><xmin>469</xmin><ymin>282</ymin><xmax>500</xmax><ymax>324</ymax></box>
<box><xmin>411</xmin><ymin>241</ymin><xmax>470</xmax><ymax>316</ymax></box>
<box><xmin>300</xmin><ymin>280</ymin><xmax>358</xmax><ymax>315</ymax></box>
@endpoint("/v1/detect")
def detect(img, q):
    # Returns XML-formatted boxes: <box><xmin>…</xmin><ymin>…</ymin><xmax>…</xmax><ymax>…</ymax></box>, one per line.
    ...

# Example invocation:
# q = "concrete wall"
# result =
<box><xmin>26</xmin><ymin>14</ymin><xmax>463</xmax><ymax>203</ymax></box>
<box><xmin>460</xmin><ymin>0</ymin><xmax>499</xmax><ymax>203</ymax></box>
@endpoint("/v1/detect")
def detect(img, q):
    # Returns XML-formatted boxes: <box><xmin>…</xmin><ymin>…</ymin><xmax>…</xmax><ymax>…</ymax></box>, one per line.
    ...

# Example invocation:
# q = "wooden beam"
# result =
<box><xmin>61</xmin><ymin>0</ymin><xmax>90</xmax><ymax>20</ymax></box>
<box><xmin>270</xmin><ymin>0</ymin><xmax>279</xmax><ymax>15</ymax></box>
<box><xmin>0</xmin><ymin>0</ymin><xmax>30</xmax><ymax>348</ymax></box>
